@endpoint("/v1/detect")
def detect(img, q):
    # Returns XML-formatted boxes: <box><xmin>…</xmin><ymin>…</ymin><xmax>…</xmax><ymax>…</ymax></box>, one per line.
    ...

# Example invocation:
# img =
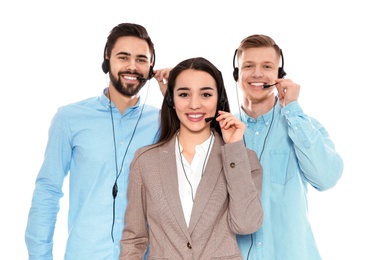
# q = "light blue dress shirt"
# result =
<box><xmin>25</xmin><ymin>88</ymin><xmax>160</xmax><ymax>260</ymax></box>
<box><xmin>236</xmin><ymin>101</ymin><xmax>343</xmax><ymax>260</ymax></box>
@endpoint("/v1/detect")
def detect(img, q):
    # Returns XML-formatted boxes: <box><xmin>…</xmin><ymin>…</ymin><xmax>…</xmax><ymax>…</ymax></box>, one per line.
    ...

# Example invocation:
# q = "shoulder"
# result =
<box><xmin>133</xmin><ymin>143</ymin><xmax>161</xmax><ymax>163</ymax></box>
<box><xmin>57</xmin><ymin>96</ymin><xmax>100</xmax><ymax>113</ymax></box>
<box><xmin>133</xmin><ymin>137</ymin><xmax>175</xmax><ymax>163</ymax></box>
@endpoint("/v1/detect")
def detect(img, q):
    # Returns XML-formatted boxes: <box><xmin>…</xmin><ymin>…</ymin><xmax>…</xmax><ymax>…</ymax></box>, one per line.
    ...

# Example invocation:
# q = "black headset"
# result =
<box><xmin>101</xmin><ymin>43</ymin><xmax>156</xmax><ymax>80</ymax></box>
<box><xmin>232</xmin><ymin>49</ymin><xmax>287</xmax><ymax>81</ymax></box>
<box><xmin>165</xmin><ymin>72</ymin><xmax>227</xmax><ymax>111</ymax></box>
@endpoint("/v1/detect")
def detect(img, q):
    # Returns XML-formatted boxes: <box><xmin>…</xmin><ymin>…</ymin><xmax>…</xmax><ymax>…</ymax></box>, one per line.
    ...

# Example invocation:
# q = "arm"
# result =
<box><xmin>222</xmin><ymin>141</ymin><xmax>263</xmax><ymax>235</ymax></box>
<box><xmin>276</xmin><ymin>78</ymin><xmax>343</xmax><ymax>190</ymax></box>
<box><xmin>120</xmin><ymin>150</ymin><xmax>149</xmax><ymax>259</ymax></box>
<box><xmin>25</xmin><ymin>109</ymin><xmax>71</xmax><ymax>259</ymax></box>
<box><xmin>283</xmin><ymin>101</ymin><xmax>344</xmax><ymax>190</ymax></box>
<box><xmin>216</xmin><ymin>111</ymin><xmax>263</xmax><ymax>234</ymax></box>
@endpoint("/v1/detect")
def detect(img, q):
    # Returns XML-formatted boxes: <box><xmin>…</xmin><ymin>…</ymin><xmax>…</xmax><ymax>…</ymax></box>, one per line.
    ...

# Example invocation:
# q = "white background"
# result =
<box><xmin>1</xmin><ymin>1</ymin><xmax>371</xmax><ymax>259</ymax></box>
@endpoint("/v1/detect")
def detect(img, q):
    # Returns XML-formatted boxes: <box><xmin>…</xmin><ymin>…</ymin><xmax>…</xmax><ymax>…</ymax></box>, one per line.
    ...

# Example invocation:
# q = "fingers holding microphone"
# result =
<box><xmin>215</xmin><ymin>111</ymin><xmax>246</xmax><ymax>144</ymax></box>
<box><xmin>275</xmin><ymin>78</ymin><xmax>300</xmax><ymax>107</ymax></box>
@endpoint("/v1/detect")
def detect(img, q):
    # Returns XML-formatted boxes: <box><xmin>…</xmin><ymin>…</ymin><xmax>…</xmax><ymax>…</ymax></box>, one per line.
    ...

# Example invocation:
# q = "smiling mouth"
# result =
<box><xmin>188</xmin><ymin>114</ymin><xmax>203</xmax><ymax>119</ymax></box>
<box><xmin>122</xmin><ymin>75</ymin><xmax>139</xmax><ymax>80</ymax></box>
<box><xmin>250</xmin><ymin>82</ymin><xmax>265</xmax><ymax>87</ymax></box>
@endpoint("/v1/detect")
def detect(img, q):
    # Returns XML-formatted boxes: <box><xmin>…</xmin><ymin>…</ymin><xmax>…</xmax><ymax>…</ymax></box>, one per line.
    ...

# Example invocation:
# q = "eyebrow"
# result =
<box><xmin>243</xmin><ymin>60</ymin><xmax>275</xmax><ymax>65</ymax></box>
<box><xmin>115</xmin><ymin>51</ymin><xmax>149</xmax><ymax>60</ymax></box>
<box><xmin>175</xmin><ymin>86</ymin><xmax>216</xmax><ymax>91</ymax></box>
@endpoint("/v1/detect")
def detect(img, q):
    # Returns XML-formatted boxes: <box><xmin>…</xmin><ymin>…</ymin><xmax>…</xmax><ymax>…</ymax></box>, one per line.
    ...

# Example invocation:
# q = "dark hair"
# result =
<box><xmin>104</xmin><ymin>23</ymin><xmax>155</xmax><ymax>62</ymax></box>
<box><xmin>236</xmin><ymin>34</ymin><xmax>281</xmax><ymax>59</ymax></box>
<box><xmin>157</xmin><ymin>57</ymin><xmax>230</xmax><ymax>145</ymax></box>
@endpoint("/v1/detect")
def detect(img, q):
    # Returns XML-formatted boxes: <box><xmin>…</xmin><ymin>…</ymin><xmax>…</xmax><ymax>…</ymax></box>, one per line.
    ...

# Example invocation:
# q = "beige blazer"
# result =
<box><xmin>120</xmin><ymin>133</ymin><xmax>263</xmax><ymax>260</ymax></box>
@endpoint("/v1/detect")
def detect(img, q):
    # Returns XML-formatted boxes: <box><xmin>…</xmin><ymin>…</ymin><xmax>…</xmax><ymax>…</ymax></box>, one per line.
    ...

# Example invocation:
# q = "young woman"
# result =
<box><xmin>120</xmin><ymin>57</ymin><xmax>263</xmax><ymax>259</ymax></box>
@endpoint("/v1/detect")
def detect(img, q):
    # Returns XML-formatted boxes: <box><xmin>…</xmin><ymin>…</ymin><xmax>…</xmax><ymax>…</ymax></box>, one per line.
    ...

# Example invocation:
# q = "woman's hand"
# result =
<box><xmin>216</xmin><ymin>111</ymin><xmax>246</xmax><ymax>144</ymax></box>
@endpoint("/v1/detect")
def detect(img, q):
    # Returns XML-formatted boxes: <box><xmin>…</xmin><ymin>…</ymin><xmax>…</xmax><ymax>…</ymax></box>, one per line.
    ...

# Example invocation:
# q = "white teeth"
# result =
<box><xmin>123</xmin><ymin>76</ymin><xmax>137</xmax><ymax>80</ymax></box>
<box><xmin>251</xmin><ymin>83</ymin><xmax>264</xmax><ymax>86</ymax></box>
<box><xmin>189</xmin><ymin>114</ymin><xmax>202</xmax><ymax>118</ymax></box>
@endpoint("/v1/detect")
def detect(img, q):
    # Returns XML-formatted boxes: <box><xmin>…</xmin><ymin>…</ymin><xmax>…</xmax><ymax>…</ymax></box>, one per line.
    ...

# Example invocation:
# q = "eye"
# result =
<box><xmin>118</xmin><ymin>56</ymin><xmax>129</xmax><ymax>61</ymax></box>
<box><xmin>178</xmin><ymin>92</ymin><xmax>188</xmax><ymax>98</ymax></box>
<box><xmin>263</xmin><ymin>65</ymin><xmax>274</xmax><ymax>69</ymax></box>
<box><xmin>137</xmin><ymin>58</ymin><xmax>147</xmax><ymax>64</ymax></box>
<box><xmin>202</xmin><ymin>93</ymin><xmax>213</xmax><ymax>98</ymax></box>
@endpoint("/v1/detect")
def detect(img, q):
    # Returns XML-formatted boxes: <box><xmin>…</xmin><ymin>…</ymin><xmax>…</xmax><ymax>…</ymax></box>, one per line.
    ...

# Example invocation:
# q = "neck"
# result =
<box><xmin>178</xmin><ymin>129</ymin><xmax>211</xmax><ymax>153</ymax></box>
<box><xmin>242</xmin><ymin>95</ymin><xmax>277</xmax><ymax>119</ymax></box>
<box><xmin>177</xmin><ymin>129</ymin><xmax>212</xmax><ymax>164</ymax></box>
<box><xmin>106</xmin><ymin>86</ymin><xmax>139</xmax><ymax>114</ymax></box>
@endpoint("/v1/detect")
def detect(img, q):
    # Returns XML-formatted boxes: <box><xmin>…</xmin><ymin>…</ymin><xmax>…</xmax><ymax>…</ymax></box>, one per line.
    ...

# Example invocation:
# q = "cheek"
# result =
<box><xmin>208</xmin><ymin>98</ymin><xmax>219</xmax><ymax>112</ymax></box>
<box><xmin>173</xmin><ymin>98</ymin><xmax>186</xmax><ymax>114</ymax></box>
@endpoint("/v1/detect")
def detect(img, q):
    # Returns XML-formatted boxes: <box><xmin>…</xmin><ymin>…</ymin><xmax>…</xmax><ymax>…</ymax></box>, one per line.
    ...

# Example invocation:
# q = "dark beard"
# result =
<box><xmin>109</xmin><ymin>71</ymin><xmax>145</xmax><ymax>97</ymax></box>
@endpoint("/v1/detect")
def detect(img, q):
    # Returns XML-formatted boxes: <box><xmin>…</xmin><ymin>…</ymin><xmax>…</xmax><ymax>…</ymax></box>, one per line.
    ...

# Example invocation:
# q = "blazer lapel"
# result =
<box><xmin>188</xmin><ymin>134</ymin><xmax>224</xmax><ymax>234</ymax></box>
<box><xmin>159</xmin><ymin>135</ymin><xmax>191</xmax><ymax>240</ymax></box>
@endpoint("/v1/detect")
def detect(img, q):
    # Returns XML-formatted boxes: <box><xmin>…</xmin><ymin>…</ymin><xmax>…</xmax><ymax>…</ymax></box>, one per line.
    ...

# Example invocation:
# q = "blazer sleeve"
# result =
<box><xmin>221</xmin><ymin>140</ymin><xmax>263</xmax><ymax>235</ymax></box>
<box><xmin>120</xmin><ymin>149</ymin><xmax>149</xmax><ymax>260</ymax></box>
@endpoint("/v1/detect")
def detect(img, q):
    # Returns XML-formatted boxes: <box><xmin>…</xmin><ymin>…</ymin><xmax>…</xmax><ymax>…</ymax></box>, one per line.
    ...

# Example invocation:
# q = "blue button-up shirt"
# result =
<box><xmin>25</xmin><ymin>89</ymin><xmax>160</xmax><ymax>260</ymax></box>
<box><xmin>236</xmin><ymin>101</ymin><xmax>343</xmax><ymax>260</ymax></box>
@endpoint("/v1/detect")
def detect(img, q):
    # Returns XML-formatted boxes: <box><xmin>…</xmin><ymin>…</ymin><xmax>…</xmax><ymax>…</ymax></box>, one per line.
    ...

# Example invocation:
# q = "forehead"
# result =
<box><xmin>239</xmin><ymin>47</ymin><xmax>279</xmax><ymax>64</ymax></box>
<box><xmin>175</xmin><ymin>69</ymin><xmax>217</xmax><ymax>90</ymax></box>
<box><xmin>111</xmin><ymin>36</ymin><xmax>151</xmax><ymax>57</ymax></box>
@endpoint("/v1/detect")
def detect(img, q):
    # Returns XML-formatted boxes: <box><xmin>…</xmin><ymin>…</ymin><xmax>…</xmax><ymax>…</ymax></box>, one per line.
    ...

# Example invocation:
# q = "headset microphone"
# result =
<box><xmin>205</xmin><ymin>113</ymin><xmax>221</xmax><ymax>123</ymax></box>
<box><xmin>137</xmin><ymin>72</ymin><xmax>155</xmax><ymax>82</ymax></box>
<box><xmin>137</xmin><ymin>76</ymin><xmax>147</xmax><ymax>81</ymax></box>
<box><xmin>205</xmin><ymin>116</ymin><xmax>216</xmax><ymax>123</ymax></box>
<box><xmin>262</xmin><ymin>82</ymin><xmax>277</xmax><ymax>89</ymax></box>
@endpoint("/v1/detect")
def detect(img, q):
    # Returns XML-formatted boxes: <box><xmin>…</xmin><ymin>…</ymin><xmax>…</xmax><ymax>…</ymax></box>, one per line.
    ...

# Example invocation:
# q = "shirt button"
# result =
<box><xmin>187</xmin><ymin>242</ymin><xmax>192</xmax><ymax>249</ymax></box>
<box><xmin>258</xmin><ymin>241</ymin><xmax>262</xmax><ymax>246</ymax></box>
<box><xmin>255</xmin><ymin>131</ymin><xmax>259</xmax><ymax>136</ymax></box>
<box><xmin>230</xmin><ymin>162</ymin><xmax>236</xmax><ymax>168</ymax></box>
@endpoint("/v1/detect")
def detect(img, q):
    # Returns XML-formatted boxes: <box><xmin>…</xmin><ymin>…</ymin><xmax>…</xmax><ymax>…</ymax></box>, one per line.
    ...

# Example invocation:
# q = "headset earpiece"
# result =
<box><xmin>233</xmin><ymin>68</ymin><xmax>239</xmax><ymax>82</ymax></box>
<box><xmin>147</xmin><ymin>49</ymin><xmax>156</xmax><ymax>80</ymax></box>
<box><xmin>218</xmin><ymin>91</ymin><xmax>227</xmax><ymax>111</ymax></box>
<box><xmin>232</xmin><ymin>49</ymin><xmax>239</xmax><ymax>81</ymax></box>
<box><xmin>278</xmin><ymin>49</ymin><xmax>287</xmax><ymax>78</ymax></box>
<box><xmin>278</xmin><ymin>67</ymin><xmax>286</xmax><ymax>78</ymax></box>
<box><xmin>165</xmin><ymin>88</ymin><xmax>173</xmax><ymax>108</ymax></box>
<box><xmin>102</xmin><ymin>44</ymin><xmax>110</xmax><ymax>74</ymax></box>
<box><xmin>148</xmin><ymin>66</ymin><xmax>154</xmax><ymax>80</ymax></box>
<box><xmin>102</xmin><ymin>59</ymin><xmax>110</xmax><ymax>74</ymax></box>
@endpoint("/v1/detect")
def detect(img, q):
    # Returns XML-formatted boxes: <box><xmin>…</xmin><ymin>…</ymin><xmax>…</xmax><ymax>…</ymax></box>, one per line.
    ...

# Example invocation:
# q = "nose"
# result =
<box><xmin>251</xmin><ymin>66</ymin><xmax>263</xmax><ymax>78</ymax></box>
<box><xmin>126</xmin><ymin>58</ymin><xmax>138</xmax><ymax>71</ymax></box>
<box><xmin>189</xmin><ymin>95</ymin><xmax>202</xmax><ymax>109</ymax></box>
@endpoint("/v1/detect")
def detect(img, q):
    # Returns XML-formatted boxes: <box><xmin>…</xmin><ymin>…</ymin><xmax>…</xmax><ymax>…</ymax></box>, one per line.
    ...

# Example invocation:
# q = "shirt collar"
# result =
<box><xmin>99</xmin><ymin>87</ymin><xmax>141</xmax><ymax>111</ymax></box>
<box><xmin>240</xmin><ymin>98</ymin><xmax>279</xmax><ymax>125</ymax></box>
